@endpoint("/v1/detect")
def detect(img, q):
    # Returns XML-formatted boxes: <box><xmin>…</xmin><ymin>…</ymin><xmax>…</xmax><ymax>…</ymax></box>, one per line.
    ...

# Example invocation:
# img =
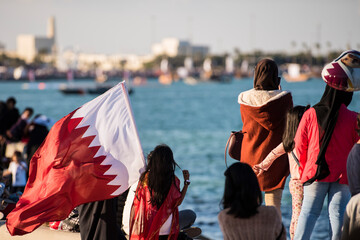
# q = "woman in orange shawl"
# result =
<box><xmin>129</xmin><ymin>144</ymin><xmax>190</xmax><ymax>240</ymax></box>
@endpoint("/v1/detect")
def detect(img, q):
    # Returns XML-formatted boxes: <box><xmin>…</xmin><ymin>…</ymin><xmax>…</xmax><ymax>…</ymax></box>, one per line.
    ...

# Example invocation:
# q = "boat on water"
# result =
<box><xmin>282</xmin><ymin>63</ymin><xmax>310</xmax><ymax>82</ymax></box>
<box><xmin>158</xmin><ymin>59</ymin><xmax>173</xmax><ymax>85</ymax></box>
<box><xmin>61</xmin><ymin>66</ymin><xmax>113</xmax><ymax>95</ymax></box>
<box><xmin>59</xmin><ymin>83</ymin><xmax>134</xmax><ymax>95</ymax></box>
<box><xmin>158</xmin><ymin>73</ymin><xmax>173</xmax><ymax>85</ymax></box>
<box><xmin>181</xmin><ymin>57</ymin><xmax>233</xmax><ymax>84</ymax></box>
<box><xmin>183</xmin><ymin>76</ymin><xmax>198</xmax><ymax>85</ymax></box>
<box><xmin>59</xmin><ymin>68</ymin><xmax>134</xmax><ymax>95</ymax></box>
<box><xmin>59</xmin><ymin>80</ymin><xmax>112</xmax><ymax>95</ymax></box>
<box><xmin>59</xmin><ymin>86</ymin><xmax>86</xmax><ymax>94</ymax></box>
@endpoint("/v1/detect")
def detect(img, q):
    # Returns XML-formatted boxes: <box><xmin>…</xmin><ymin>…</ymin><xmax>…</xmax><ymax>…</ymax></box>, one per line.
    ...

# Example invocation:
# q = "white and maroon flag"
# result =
<box><xmin>6</xmin><ymin>81</ymin><xmax>145</xmax><ymax>235</ymax></box>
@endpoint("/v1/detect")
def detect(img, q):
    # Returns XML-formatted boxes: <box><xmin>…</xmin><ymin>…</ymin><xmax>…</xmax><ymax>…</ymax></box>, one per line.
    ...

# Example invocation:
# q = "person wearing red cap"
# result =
<box><xmin>294</xmin><ymin>50</ymin><xmax>360</xmax><ymax>240</ymax></box>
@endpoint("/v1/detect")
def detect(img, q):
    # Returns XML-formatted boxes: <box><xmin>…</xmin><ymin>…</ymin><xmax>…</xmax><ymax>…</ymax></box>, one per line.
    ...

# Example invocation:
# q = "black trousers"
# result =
<box><xmin>78</xmin><ymin>197</ymin><xmax>126</xmax><ymax>240</ymax></box>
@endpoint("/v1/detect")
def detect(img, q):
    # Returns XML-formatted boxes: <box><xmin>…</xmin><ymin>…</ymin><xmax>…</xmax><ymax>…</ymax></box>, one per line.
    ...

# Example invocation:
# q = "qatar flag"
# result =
<box><xmin>6</xmin><ymin>82</ymin><xmax>145</xmax><ymax>235</ymax></box>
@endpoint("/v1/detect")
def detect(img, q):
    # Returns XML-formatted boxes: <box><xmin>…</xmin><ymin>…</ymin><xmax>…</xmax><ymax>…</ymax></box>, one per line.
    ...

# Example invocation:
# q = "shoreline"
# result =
<box><xmin>0</xmin><ymin>220</ymin><xmax>212</xmax><ymax>240</ymax></box>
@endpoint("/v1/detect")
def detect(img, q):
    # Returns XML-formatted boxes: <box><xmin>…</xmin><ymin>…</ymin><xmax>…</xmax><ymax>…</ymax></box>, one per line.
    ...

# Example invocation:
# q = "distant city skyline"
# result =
<box><xmin>1</xmin><ymin>0</ymin><xmax>360</xmax><ymax>56</ymax></box>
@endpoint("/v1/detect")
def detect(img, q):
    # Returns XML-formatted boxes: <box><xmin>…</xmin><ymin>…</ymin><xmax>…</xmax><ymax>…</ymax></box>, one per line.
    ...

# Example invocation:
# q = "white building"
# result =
<box><xmin>59</xmin><ymin>49</ymin><xmax>154</xmax><ymax>72</ymax></box>
<box><xmin>151</xmin><ymin>38</ymin><xmax>209</xmax><ymax>58</ymax></box>
<box><xmin>17</xmin><ymin>17</ymin><xmax>56</xmax><ymax>63</ymax></box>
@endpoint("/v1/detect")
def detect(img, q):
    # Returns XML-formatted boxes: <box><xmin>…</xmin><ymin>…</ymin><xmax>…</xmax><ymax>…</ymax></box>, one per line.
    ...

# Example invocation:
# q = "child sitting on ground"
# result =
<box><xmin>3</xmin><ymin>151</ymin><xmax>28</xmax><ymax>194</ymax></box>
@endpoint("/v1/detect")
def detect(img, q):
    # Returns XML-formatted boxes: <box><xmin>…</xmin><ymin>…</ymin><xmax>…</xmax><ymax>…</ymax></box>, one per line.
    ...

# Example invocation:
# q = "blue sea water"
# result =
<box><xmin>1</xmin><ymin>78</ymin><xmax>360</xmax><ymax>239</ymax></box>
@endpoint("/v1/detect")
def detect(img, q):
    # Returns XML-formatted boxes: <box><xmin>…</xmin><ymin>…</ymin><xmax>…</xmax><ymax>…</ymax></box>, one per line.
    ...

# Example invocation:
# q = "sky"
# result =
<box><xmin>1</xmin><ymin>0</ymin><xmax>360</xmax><ymax>56</ymax></box>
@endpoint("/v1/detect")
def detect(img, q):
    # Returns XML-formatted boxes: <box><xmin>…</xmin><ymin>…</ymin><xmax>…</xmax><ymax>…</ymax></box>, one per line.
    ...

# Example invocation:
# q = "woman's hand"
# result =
<box><xmin>253</xmin><ymin>165</ymin><xmax>264</xmax><ymax>176</ymax></box>
<box><xmin>182</xmin><ymin>170</ymin><xmax>190</xmax><ymax>181</ymax></box>
<box><xmin>178</xmin><ymin>170</ymin><xmax>190</xmax><ymax>206</ymax></box>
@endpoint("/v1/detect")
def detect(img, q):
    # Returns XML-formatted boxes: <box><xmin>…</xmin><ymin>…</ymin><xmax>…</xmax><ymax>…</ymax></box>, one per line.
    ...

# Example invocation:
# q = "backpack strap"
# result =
<box><xmin>291</xmin><ymin>150</ymin><xmax>300</xmax><ymax>167</ymax></box>
<box><xmin>224</xmin><ymin>134</ymin><xmax>231</xmax><ymax>168</ymax></box>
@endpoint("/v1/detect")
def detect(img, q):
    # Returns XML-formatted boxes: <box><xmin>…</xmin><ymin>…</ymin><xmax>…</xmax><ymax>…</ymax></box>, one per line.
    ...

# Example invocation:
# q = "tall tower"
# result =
<box><xmin>47</xmin><ymin>16</ymin><xmax>57</xmax><ymax>65</ymax></box>
<box><xmin>47</xmin><ymin>16</ymin><xmax>56</xmax><ymax>40</ymax></box>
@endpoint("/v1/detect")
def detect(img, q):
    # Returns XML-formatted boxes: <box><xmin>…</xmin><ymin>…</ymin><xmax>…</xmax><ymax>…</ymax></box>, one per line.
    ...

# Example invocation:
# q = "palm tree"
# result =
<box><xmin>291</xmin><ymin>41</ymin><xmax>297</xmax><ymax>62</ymax></box>
<box><xmin>346</xmin><ymin>42</ymin><xmax>352</xmax><ymax>50</ymax></box>
<box><xmin>326</xmin><ymin>41</ymin><xmax>332</xmax><ymax>62</ymax></box>
<box><xmin>314</xmin><ymin>42</ymin><xmax>321</xmax><ymax>65</ymax></box>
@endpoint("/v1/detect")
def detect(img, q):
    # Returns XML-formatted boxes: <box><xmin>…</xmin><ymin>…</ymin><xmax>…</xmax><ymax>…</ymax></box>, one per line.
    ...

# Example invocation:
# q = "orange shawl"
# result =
<box><xmin>129</xmin><ymin>175</ymin><xmax>181</xmax><ymax>240</ymax></box>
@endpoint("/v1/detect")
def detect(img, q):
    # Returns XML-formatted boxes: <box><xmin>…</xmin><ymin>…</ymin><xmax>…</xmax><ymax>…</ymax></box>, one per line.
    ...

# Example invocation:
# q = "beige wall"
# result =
<box><xmin>34</xmin><ymin>37</ymin><xmax>54</xmax><ymax>54</ymax></box>
<box><xmin>17</xmin><ymin>35</ymin><xmax>36</xmax><ymax>62</ymax></box>
<box><xmin>151</xmin><ymin>38</ymin><xmax>209</xmax><ymax>58</ymax></box>
<box><xmin>17</xmin><ymin>35</ymin><xmax>54</xmax><ymax>63</ymax></box>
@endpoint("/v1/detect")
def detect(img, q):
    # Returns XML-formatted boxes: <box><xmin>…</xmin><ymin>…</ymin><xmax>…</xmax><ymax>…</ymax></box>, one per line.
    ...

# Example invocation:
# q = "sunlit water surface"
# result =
<box><xmin>1</xmin><ymin>78</ymin><xmax>360</xmax><ymax>239</ymax></box>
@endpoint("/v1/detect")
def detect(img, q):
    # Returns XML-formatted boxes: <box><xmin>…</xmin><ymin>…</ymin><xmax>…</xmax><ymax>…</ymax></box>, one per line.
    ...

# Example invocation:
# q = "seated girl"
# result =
<box><xmin>218</xmin><ymin>162</ymin><xmax>286</xmax><ymax>240</ymax></box>
<box><xmin>129</xmin><ymin>144</ymin><xmax>191</xmax><ymax>240</ymax></box>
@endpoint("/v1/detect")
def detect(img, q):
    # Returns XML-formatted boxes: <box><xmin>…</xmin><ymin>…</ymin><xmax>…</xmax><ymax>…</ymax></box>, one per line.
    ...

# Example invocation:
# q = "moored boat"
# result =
<box><xmin>59</xmin><ymin>82</ymin><xmax>134</xmax><ymax>95</ymax></box>
<box><xmin>282</xmin><ymin>63</ymin><xmax>310</xmax><ymax>82</ymax></box>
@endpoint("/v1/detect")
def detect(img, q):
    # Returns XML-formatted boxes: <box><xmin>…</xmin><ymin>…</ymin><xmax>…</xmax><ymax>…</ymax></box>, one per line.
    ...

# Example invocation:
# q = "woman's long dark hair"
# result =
<box><xmin>139</xmin><ymin>144</ymin><xmax>177</xmax><ymax>209</ymax></box>
<box><xmin>221</xmin><ymin>162</ymin><xmax>262</xmax><ymax>218</ymax></box>
<box><xmin>282</xmin><ymin>105</ymin><xmax>310</xmax><ymax>152</ymax></box>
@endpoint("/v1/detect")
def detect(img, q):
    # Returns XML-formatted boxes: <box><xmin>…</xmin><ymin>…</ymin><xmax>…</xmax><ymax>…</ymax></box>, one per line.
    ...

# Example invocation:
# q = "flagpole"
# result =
<box><xmin>120</xmin><ymin>81</ymin><xmax>146</xmax><ymax>166</ymax></box>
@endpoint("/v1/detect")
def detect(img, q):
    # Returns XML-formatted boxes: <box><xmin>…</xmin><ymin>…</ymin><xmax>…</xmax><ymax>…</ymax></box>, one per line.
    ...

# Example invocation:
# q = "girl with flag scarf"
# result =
<box><xmin>129</xmin><ymin>144</ymin><xmax>190</xmax><ymax>240</ymax></box>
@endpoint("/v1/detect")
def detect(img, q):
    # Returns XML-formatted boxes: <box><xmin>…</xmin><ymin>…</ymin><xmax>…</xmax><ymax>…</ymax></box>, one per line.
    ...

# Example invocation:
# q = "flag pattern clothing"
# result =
<box><xmin>130</xmin><ymin>174</ymin><xmax>181</xmax><ymax>240</ymax></box>
<box><xmin>6</xmin><ymin>82</ymin><xmax>145</xmax><ymax>235</ymax></box>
